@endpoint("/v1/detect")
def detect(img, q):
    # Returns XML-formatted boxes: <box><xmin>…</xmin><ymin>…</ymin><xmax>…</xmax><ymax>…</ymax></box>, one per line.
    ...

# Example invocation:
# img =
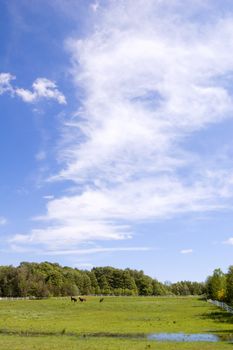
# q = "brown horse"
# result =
<box><xmin>79</xmin><ymin>297</ymin><xmax>86</xmax><ymax>302</ymax></box>
<box><xmin>99</xmin><ymin>298</ymin><xmax>104</xmax><ymax>302</ymax></box>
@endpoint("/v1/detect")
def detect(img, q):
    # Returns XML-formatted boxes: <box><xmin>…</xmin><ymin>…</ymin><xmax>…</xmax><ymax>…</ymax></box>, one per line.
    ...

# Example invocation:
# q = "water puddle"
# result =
<box><xmin>147</xmin><ymin>333</ymin><xmax>219</xmax><ymax>342</ymax></box>
<box><xmin>85</xmin><ymin>332</ymin><xmax>223</xmax><ymax>342</ymax></box>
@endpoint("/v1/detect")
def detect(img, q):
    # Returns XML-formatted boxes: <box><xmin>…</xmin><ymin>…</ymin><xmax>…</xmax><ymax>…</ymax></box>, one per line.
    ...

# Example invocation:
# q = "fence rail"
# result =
<box><xmin>0</xmin><ymin>297</ymin><xmax>30</xmax><ymax>300</ymax></box>
<box><xmin>0</xmin><ymin>297</ymin><xmax>50</xmax><ymax>301</ymax></box>
<box><xmin>207</xmin><ymin>299</ymin><xmax>233</xmax><ymax>314</ymax></box>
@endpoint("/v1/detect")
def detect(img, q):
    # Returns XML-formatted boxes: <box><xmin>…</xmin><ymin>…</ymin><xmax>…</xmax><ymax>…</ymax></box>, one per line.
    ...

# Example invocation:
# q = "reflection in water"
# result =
<box><xmin>148</xmin><ymin>333</ymin><xmax>219</xmax><ymax>342</ymax></box>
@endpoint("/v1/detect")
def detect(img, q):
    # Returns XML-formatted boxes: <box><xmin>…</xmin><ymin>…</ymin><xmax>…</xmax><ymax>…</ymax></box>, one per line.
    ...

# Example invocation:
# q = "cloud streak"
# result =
<box><xmin>180</xmin><ymin>249</ymin><xmax>193</xmax><ymax>254</ymax></box>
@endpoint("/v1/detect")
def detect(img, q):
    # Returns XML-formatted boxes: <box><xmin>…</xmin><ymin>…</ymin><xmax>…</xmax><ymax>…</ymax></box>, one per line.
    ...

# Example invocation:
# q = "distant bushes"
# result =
<box><xmin>0</xmin><ymin>261</ymin><xmax>205</xmax><ymax>298</ymax></box>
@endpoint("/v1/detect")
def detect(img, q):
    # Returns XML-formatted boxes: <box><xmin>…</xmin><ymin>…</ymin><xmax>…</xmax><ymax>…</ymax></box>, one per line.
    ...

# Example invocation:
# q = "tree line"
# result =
<box><xmin>0</xmin><ymin>261</ymin><xmax>206</xmax><ymax>298</ymax></box>
<box><xmin>206</xmin><ymin>266</ymin><xmax>233</xmax><ymax>305</ymax></box>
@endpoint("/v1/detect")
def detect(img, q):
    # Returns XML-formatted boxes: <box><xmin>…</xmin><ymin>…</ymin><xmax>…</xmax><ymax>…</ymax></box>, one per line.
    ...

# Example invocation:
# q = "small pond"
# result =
<box><xmin>147</xmin><ymin>333</ymin><xmax>219</xmax><ymax>342</ymax></box>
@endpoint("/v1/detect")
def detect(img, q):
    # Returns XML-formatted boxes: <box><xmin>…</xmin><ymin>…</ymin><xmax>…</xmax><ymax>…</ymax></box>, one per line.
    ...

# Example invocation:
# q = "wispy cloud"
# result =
<box><xmin>43</xmin><ymin>246</ymin><xmax>151</xmax><ymax>256</ymax></box>
<box><xmin>180</xmin><ymin>249</ymin><xmax>193</xmax><ymax>254</ymax></box>
<box><xmin>0</xmin><ymin>73</ymin><xmax>66</xmax><ymax>104</ymax></box>
<box><xmin>0</xmin><ymin>73</ymin><xmax>15</xmax><ymax>95</ymax></box>
<box><xmin>0</xmin><ymin>217</ymin><xmax>7</xmax><ymax>226</ymax></box>
<box><xmin>43</xmin><ymin>195</ymin><xmax>54</xmax><ymax>200</ymax></box>
<box><xmin>35</xmin><ymin>151</ymin><xmax>47</xmax><ymax>161</ymax></box>
<box><xmin>223</xmin><ymin>238</ymin><xmax>233</xmax><ymax>245</ymax></box>
<box><xmin>9</xmin><ymin>243</ymin><xmax>150</xmax><ymax>256</ymax></box>
<box><xmin>9</xmin><ymin>1</ymin><xmax>233</xmax><ymax>252</ymax></box>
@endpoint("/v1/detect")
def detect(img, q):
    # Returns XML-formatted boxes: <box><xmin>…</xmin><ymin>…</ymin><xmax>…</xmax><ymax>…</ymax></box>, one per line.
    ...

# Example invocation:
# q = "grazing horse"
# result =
<box><xmin>71</xmin><ymin>296</ymin><xmax>77</xmax><ymax>302</ymax></box>
<box><xmin>79</xmin><ymin>297</ymin><xmax>86</xmax><ymax>302</ymax></box>
<box><xmin>99</xmin><ymin>298</ymin><xmax>104</xmax><ymax>303</ymax></box>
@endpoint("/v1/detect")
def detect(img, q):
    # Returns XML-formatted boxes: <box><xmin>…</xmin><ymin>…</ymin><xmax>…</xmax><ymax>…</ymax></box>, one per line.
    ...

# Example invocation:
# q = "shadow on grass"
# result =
<box><xmin>197</xmin><ymin>306</ymin><xmax>233</xmax><ymax>344</ymax></box>
<box><xmin>0</xmin><ymin>328</ymin><xmax>146</xmax><ymax>339</ymax></box>
<box><xmin>209</xmin><ymin>330</ymin><xmax>233</xmax><ymax>343</ymax></box>
<box><xmin>199</xmin><ymin>309</ymin><xmax>233</xmax><ymax>343</ymax></box>
<box><xmin>201</xmin><ymin>310</ymin><xmax>233</xmax><ymax>324</ymax></box>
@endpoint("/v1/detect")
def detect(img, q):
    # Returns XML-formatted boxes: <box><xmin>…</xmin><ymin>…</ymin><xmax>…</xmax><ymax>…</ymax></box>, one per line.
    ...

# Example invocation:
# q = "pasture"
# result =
<box><xmin>0</xmin><ymin>296</ymin><xmax>233</xmax><ymax>349</ymax></box>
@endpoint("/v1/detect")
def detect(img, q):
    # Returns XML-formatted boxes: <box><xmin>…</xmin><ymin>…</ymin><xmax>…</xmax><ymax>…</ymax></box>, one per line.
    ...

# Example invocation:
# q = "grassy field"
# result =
<box><xmin>0</xmin><ymin>296</ymin><xmax>233</xmax><ymax>349</ymax></box>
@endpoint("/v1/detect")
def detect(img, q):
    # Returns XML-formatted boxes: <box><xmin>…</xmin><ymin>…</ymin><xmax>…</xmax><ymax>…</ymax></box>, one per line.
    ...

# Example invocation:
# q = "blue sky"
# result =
<box><xmin>1</xmin><ymin>0</ymin><xmax>233</xmax><ymax>282</ymax></box>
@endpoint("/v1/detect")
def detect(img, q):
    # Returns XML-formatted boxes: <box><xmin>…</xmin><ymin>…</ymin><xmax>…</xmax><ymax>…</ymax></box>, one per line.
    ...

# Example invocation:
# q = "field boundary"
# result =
<box><xmin>208</xmin><ymin>299</ymin><xmax>233</xmax><ymax>313</ymax></box>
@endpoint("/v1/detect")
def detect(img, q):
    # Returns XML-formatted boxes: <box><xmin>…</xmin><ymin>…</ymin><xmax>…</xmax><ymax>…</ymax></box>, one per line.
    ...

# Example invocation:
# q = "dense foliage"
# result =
<box><xmin>206</xmin><ymin>266</ymin><xmax>233</xmax><ymax>305</ymax></box>
<box><xmin>0</xmin><ymin>262</ymin><xmax>205</xmax><ymax>298</ymax></box>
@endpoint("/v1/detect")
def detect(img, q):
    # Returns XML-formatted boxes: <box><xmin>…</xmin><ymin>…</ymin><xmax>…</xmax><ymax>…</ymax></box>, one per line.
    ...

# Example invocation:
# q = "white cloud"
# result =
<box><xmin>15</xmin><ymin>88</ymin><xmax>35</xmax><ymax>102</ymax></box>
<box><xmin>11</xmin><ymin>220</ymin><xmax>131</xmax><ymax>249</ymax></box>
<box><xmin>43</xmin><ymin>195</ymin><xmax>54</xmax><ymax>200</ymax></box>
<box><xmin>9</xmin><ymin>1</ymin><xmax>233</xmax><ymax>252</ymax></box>
<box><xmin>0</xmin><ymin>217</ymin><xmax>7</xmax><ymax>226</ymax></box>
<box><xmin>43</xmin><ymin>246</ymin><xmax>151</xmax><ymax>256</ymax></box>
<box><xmin>223</xmin><ymin>238</ymin><xmax>233</xmax><ymax>245</ymax></box>
<box><xmin>8</xmin><ymin>243</ymin><xmax>150</xmax><ymax>257</ymax></box>
<box><xmin>0</xmin><ymin>73</ymin><xmax>15</xmax><ymax>95</ymax></box>
<box><xmin>15</xmin><ymin>78</ymin><xmax>66</xmax><ymax>104</ymax></box>
<box><xmin>60</xmin><ymin>8</ymin><xmax>233</xmax><ymax>186</ymax></box>
<box><xmin>180</xmin><ymin>249</ymin><xmax>193</xmax><ymax>254</ymax></box>
<box><xmin>0</xmin><ymin>73</ymin><xmax>66</xmax><ymax>104</ymax></box>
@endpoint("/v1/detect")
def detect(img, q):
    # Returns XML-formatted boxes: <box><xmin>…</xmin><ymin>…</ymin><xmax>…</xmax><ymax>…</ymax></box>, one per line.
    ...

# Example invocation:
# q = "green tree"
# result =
<box><xmin>81</xmin><ymin>273</ymin><xmax>92</xmax><ymax>295</ymax></box>
<box><xmin>99</xmin><ymin>275</ymin><xmax>111</xmax><ymax>295</ymax></box>
<box><xmin>122</xmin><ymin>271</ymin><xmax>137</xmax><ymax>295</ymax></box>
<box><xmin>152</xmin><ymin>279</ymin><xmax>168</xmax><ymax>296</ymax></box>
<box><xmin>0</xmin><ymin>266</ymin><xmax>18</xmax><ymax>297</ymax></box>
<box><xmin>206</xmin><ymin>268</ymin><xmax>226</xmax><ymax>301</ymax></box>
<box><xmin>226</xmin><ymin>266</ymin><xmax>233</xmax><ymax>304</ymax></box>
<box><xmin>87</xmin><ymin>271</ymin><xmax>101</xmax><ymax>294</ymax></box>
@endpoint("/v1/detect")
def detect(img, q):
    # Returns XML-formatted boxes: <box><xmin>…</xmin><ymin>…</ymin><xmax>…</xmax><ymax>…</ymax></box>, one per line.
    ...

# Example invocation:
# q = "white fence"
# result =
<box><xmin>0</xmin><ymin>296</ymin><xmax>73</xmax><ymax>301</ymax></box>
<box><xmin>0</xmin><ymin>297</ymin><xmax>31</xmax><ymax>300</ymax></box>
<box><xmin>207</xmin><ymin>299</ymin><xmax>233</xmax><ymax>314</ymax></box>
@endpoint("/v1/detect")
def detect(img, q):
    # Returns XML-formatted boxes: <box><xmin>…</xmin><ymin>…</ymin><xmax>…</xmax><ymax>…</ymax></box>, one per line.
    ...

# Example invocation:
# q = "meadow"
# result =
<box><xmin>0</xmin><ymin>296</ymin><xmax>233</xmax><ymax>349</ymax></box>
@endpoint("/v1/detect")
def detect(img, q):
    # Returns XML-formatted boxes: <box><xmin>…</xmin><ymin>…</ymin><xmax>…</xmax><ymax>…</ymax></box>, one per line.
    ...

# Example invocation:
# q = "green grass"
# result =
<box><xmin>0</xmin><ymin>296</ymin><xmax>232</xmax><ymax>349</ymax></box>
